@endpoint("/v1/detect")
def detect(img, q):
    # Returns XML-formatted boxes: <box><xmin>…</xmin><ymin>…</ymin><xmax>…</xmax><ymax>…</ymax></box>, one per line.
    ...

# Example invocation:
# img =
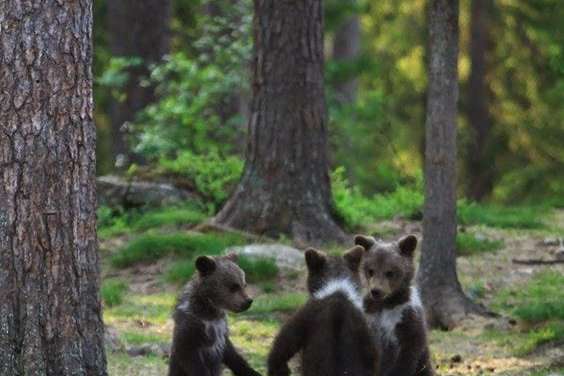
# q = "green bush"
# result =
<box><xmin>158</xmin><ymin>151</ymin><xmax>243</xmax><ymax>207</ymax></box>
<box><xmin>111</xmin><ymin>232</ymin><xmax>246</xmax><ymax>268</ymax></box>
<box><xmin>238</xmin><ymin>256</ymin><xmax>279</xmax><ymax>284</ymax></box>
<box><xmin>101</xmin><ymin>279</ymin><xmax>128</xmax><ymax>307</ymax></box>
<box><xmin>456</xmin><ymin>233</ymin><xmax>504</xmax><ymax>256</ymax></box>
<box><xmin>495</xmin><ymin>271</ymin><xmax>564</xmax><ymax>322</ymax></box>
<box><xmin>331</xmin><ymin>167</ymin><xmax>423</xmax><ymax>229</ymax></box>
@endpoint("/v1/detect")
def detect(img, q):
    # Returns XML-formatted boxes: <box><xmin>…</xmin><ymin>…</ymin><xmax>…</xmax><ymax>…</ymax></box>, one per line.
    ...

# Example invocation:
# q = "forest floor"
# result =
<box><xmin>100</xmin><ymin>209</ymin><xmax>564</xmax><ymax>376</ymax></box>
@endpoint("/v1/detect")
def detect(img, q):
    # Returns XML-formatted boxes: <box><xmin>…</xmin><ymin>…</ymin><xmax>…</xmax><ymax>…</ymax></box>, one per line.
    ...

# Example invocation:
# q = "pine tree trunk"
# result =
<box><xmin>0</xmin><ymin>1</ymin><xmax>106</xmax><ymax>374</ymax></box>
<box><xmin>417</xmin><ymin>0</ymin><xmax>487</xmax><ymax>329</ymax></box>
<box><xmin>214</xmin><ymin>0</ymin><xmax>346</xmax><ymax>246</ymax></box>
<box><xmin>333</xmin><ymin>14</ymin><xmax>361</xmax><ymax>103</ymax></box>
<box><xmin>107</xmin><ymin>0</ymin><xmax>171</xmax><ymax>167</ymax></box>
<box><xmin>466</xmin><ymin>0</ymin><xmax>494</xmax><ymax>201</ymax></box>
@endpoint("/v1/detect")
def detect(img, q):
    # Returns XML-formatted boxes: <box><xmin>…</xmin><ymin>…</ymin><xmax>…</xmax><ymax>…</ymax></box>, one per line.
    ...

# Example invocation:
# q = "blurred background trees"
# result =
<box><xmin>92</xmin><ymin>0</ymin><xmax>564</xmax><ymax>210</ymax></box>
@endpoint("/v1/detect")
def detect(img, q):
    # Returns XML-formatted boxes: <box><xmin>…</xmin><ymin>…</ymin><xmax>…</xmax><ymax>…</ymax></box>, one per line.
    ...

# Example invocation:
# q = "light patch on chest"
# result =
<box><xmin>314</xmin><ymin>278</ymin><xmax>363</xmax><ymax>311</ymax></box>
<box><xmin>369</xmin><ymin>287</ymin><xmax>423</xmax><ymax>344</ymax></box>
<box><xmin>201</xmin><ymin>318</ymin><xmax>228</xmax><ymax>361</ymax></box>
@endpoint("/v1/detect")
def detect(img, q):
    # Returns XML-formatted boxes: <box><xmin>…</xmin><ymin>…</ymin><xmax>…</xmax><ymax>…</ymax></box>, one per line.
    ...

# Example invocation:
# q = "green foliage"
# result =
<box><xmin>331</xmin><ymin>167</ymin><xmax>423</xmax><ymax>229</ymax></box>
<box><xmin>458</xmin><ymin>201</ymin><xmax>545</xmax><ymax>229</ymax></box>
<box><xmin>157</xmin><ymin>150</ymin><xmax>244</xmax><ymax>207</ymax></box>
<box><xmin>111</xmin><ymin>232</ymin><xmax>246</xmax><ymax>268</ymax></box>
<box><xmin>238</xmin><ymin>256</ymin><xmax>279</xmax><ymax>284</ymax></box>
<box><xmin>495</xmin><ymin>271</ymin><xmax>564</xmax><ymax>323</ymax></box>
<box><xmin>456</xmin><ymin>233</ymin><xmax>504</xmax><ymax>256</ymax></box>
<box><xmin>101</xmin><ymin>279</ymin><xmax>128</xmax><ymax>307</ymax></box>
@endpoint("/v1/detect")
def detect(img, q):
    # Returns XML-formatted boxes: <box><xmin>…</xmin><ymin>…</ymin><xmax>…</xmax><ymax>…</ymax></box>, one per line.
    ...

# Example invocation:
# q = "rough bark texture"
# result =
<box><xmin>214</xmin><ymin>0</ymin><xmax>346</xmax><ymax>246</ymax></box>
<box><xmin>466</xmin><ymin>0</ymin><xmax>494</xmax><ymax>201</ymax></box>
<box><xmin>0</xmin><ymin>1</ymin><xmax>106</xmax><ymax>374</ymax></box>
<box><xmin>417</xmin><ymin>0</ymin><xmax>486</xmax><ymax>329</ymax></box>
<box><xmin>107</xmin><ymin>0</ymin><xmax>171</xmax><ymax>167</ymax></box>
<box><xmin>332</xmin><ymin>14</ymin><xmax>361</xmax><ymax>103</ymax></box>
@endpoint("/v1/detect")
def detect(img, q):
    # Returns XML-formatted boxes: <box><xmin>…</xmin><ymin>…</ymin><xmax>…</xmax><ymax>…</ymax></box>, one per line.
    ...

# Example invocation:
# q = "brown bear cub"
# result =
<box><xmin>355</xmin><ymin>234</ymin><xmax>433</xmax><ymax>376</ymax></box>
<box><xmin>168</xmin><ymin>253</ymin><xmax>261</xmax><ymax>376</ymax></box>
<box><xmin>267</xmin><ymin>246</ymin><xmax>377</xmax><ymax>376</ymax></box>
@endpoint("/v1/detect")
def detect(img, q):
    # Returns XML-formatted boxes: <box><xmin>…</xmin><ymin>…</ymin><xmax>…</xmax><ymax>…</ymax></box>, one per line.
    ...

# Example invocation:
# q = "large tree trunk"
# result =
<box><xmin>466</xmin><ymin>0</ymin><xmax>494</xmax><ymax>201</ymax></box>
<box><xmin>417</xmin><ymin>0</ymin><xmax>487</xmax><ymax>329</ymax></box>
<box><xmin>107</xmin><ymin>0</ymin><xmax>171</xmax><ymax>168</ymax></box>
<box><xmin>332</xmin><ymin>14</ymin><xmax>361</xmax><ymax>103</ymax></box>
<box><xmin>214</xmin><ymin>0</ymin><xmax>346</xmax><ymax>246</ymax></box>
<box><xmin>0</xmin><ymin>1</ymin><xmax>106</xmax><ymax>374</ymax></box>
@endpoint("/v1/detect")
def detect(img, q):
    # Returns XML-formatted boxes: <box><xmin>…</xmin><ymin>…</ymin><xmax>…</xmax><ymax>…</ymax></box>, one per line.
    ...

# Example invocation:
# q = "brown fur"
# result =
<box><xmin>168</xmin><ymin>254</ymin><xmax>261</xmax><ymax>376</ymax></box>
<box><xmin>267</xmin><ymin>246</ymin><xmax>377</xmax><ymax>376</ymax></box>
<box><xmin>355</xmin><ymin>235</ymin><xmax>434</xmax><ymax>376</ymax></box>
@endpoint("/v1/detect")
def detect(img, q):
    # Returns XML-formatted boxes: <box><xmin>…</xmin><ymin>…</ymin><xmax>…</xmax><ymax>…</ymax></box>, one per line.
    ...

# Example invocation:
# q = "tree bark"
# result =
<box><xmin>0</xmin><ymin>1</ymin><xmax>106</xmax><ymax>374</ymax></box>
<box><xmin>107</xmin><ymin>0</ymin><xmax>172</xmax><ymax>168</ymax></box>
<box><xmin>417</xmin><ymin>0</ymin><xmax>487</xmax><ymax>329</ymax></box>
<box><xmin>466</xmin><ymin>0</ymin><xmax>494</xmax><ymax>201</ymax></box>
<box><xmin>332</xmin><ymin>14</ymin><xmax>361</xmax><ymax>103</ymax></box>
<box><xmin>214</xmin><ymin>0</ymin><xmax>346</xmax><ymax>246</ymax></box>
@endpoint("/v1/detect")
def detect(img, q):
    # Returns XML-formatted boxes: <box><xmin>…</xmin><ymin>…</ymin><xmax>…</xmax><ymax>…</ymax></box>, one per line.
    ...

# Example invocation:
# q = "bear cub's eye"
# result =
<box><xmin>229</xmin><ymin>283</ymin><xmax>241</xmax><ymax>293</ymax></box>
<box><xmin>384</xmin><ymin>270</ymin><xmax>396</xmax><ymax>279</ymax></box>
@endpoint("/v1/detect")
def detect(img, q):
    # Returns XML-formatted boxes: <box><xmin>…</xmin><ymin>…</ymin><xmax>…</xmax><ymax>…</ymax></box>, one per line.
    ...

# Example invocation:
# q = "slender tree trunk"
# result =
<box><xmin>107</xmin><ymin>0</ymin><xmax>171</xmax><ymax>168</ymax></box>
<box><xmin>214</xmin><ymin>0</ymin><xmax>346</xmax><ymax>246</ymax></box>
<box><xmin>466</xmin><ymin>0</ymin><xmax>494</xmax><ymax>201</ymax></box>
<box><xmin>333</xmin><ymin>14</ymin><xmax>361</xmax><ymax>103</ymax></box>
<box><xmin>417</xmin><ymin>0</ymin><xmax>487</xmax><ymax>329</ymax></box>
<box><xmin>0</xmin><ymin>1</ymin><xmax>106</xmax><ymax>374</ymax></box>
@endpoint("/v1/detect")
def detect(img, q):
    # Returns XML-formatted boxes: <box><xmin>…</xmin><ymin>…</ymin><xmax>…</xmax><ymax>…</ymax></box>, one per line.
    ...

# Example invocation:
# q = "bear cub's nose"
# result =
<box><xmin>370</xmin><ymin>289</ymin><xmax>383</xmax><ymax>300</ymax></box>
<box><xmin>242</xmin><ymin>298</ymin><xmax>253</xmax><ymax>310</ymax></box>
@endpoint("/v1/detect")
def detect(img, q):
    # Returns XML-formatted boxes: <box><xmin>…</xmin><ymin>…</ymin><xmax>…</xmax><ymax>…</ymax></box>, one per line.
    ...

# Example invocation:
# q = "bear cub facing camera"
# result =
<box><xmin>267</xmin><ymin>246</ymin><xmax>377</xmax><ymax>376</ymax></box>
<box><xmin>355</xmin><ymin>234</ymin><xmax>433</xmax><ymax>376</ymax></box>
<box><xmin>168</xmin><ymin>253</ymin><xmax>261</xmax><ymax>376</ymax></box>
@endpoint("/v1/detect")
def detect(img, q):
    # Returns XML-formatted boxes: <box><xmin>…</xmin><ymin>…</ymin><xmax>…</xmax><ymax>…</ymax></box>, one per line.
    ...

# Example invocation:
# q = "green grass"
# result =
<box><xmin>495</xmin><ymin>271</ymin><xmax>564</xmax><ymax>322</ymax></box>
<box><xmin>104</xmin><ymin>293</ymin><xmax>176</xmax><ymax>326</ymax></box>
<box><xmin>110</xmin><ymin>232</ymin><xmax>246</xmax><ymax>268</ymax></box>
<box><xmin>97</xmin><ymin>205</ymin><xmax>208</xmax><ymax>240</ymax></box>
<box><xmin>165</xmin><ymin>254</ymin><xmax>278</xmax><ymax>285</ymax></box>
<box><xmin>121</xmin><ymin>331</ymin><xmax>170</xmax><ymax>346</ymax></box>
<box><xmin>165</xmin><ymin>259</ymin><xmax>196</xmax><ymax>283</ymax></box>
<box><xmin>246</xmin><ymin>292</ymin><xmax>307</xmax><ymax>315</ymax></box>
<box><xmin>458</xmin><ymin>201</ymin><xmax>545</xmax><ymax>229</ymax></box>
<box><xmin>456</xmin><ymin>233</ymin><xmax>504</xmax><ymax>256</ymax></box>
<box><xmin>238</xmin><ymin>256</ymin><xmax>279</xmax><ymax>283</ymax></box>
<box><xmin>101</xmin><ymin>279</ymin><xmax>128</xmax><ymax>307</ymax></box>
<box><xmin>483</xmin><ymin>321</ymin><xmax>564</xmax><ymax>356</ymax></box>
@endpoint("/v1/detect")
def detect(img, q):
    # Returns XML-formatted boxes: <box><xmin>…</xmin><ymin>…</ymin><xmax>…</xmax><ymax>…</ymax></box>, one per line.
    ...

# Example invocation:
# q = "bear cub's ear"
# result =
<box><xmin>398</xmin><ymin>235</ymin><xmax>418</xmax><ymax>258</ymax></box>
<box><xmin>305</xmin><ymin>248</ymin><xmax>327</xmax><ymax>271</ymax></box>
<box><xmin>343</xmin><ymin>245</ymin><xmax>365</xmax><ymax>271</ymax></box>
<box><xmin>354</xmin><ymin>234</ymin><xmax>376</xmax><ymax>251</ymax></box>
<box><xmin>196</xmin><ymin>256</ymin><xmax>217</xmax><ymax>276</ymax></box>
<box><xmin>223</xmin><ymin>252</ymin><xmax>239</xmax><ymax>263</ymax></box>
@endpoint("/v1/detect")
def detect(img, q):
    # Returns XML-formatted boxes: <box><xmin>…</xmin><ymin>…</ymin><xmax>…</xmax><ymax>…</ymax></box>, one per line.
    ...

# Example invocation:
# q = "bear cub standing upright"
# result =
<box><xmin>267</xmin><ymin>246</ymin><xmax>377</xmax><ymax>376</ymax></box>
<box><xmin>355</xmin><ymin>234</ymin><xmax>433</xmax><ymax>376</ymax></box>
<box><xmin>168</xmin><ymin>253</ymin><xmax>261</xmax><ymax>376</ymax></box>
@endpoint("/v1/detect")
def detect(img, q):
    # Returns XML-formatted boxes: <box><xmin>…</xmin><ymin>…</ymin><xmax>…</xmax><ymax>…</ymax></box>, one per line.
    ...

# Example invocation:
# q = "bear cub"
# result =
<box><xmin>355</xmin><ymin>234</ymin><xmax>433</xmax><ymax>376</ymax></box>
<box><xmin>267</xmin><ymin>246</ymin><xmax>377</xmax><ymax>376</ymax></box>
<box><xmin>168</xmin><ymin>253</ymin><xmax>261</xmax><ymax>376</ymax></box>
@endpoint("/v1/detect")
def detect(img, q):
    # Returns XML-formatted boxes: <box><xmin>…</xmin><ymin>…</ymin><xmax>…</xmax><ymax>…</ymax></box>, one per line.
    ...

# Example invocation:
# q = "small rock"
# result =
<box><xmin>127</xmin><ymin>343</ymin><xmax>170</xmax><ymax>358</ymax></box>
<box><xmin>450</xmin><ymin>354</ymin><xmax>463</xmax><ymax>363</ymax></box>
<box><xmin>541</xmin><ymin>237</ymin><xmax>560</xmax><ymax>247</ymax></box>
<box><xmin>226</xmin><ymin>244</ymin><xmax>305</xmax><ymax>271</ymax></box>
